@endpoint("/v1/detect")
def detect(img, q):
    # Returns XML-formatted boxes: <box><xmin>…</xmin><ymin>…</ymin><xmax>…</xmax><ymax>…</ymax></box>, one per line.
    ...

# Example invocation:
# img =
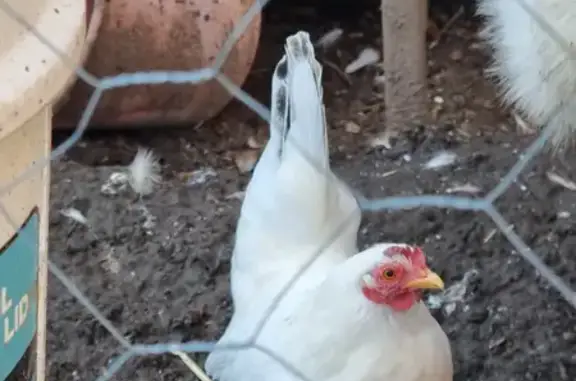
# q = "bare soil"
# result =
<box><xmin>46</xmin><ymin>3</ymin><xmax>576</xmax><ymax>381</ymax></box>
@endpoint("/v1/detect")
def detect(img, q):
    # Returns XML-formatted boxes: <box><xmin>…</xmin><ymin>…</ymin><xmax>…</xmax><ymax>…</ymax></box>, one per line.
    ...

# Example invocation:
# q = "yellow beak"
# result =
<box><xmin>404</xmin><ymin>269</ymin><xmax>444</xmax><ymax>290</ymax></box>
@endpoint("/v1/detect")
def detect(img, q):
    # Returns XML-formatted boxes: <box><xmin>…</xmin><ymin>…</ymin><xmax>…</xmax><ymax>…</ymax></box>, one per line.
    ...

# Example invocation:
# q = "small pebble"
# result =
<box><xmin>344</xmin><ymin>121</ymin><xmax>361</xmax><ymax>134</ymax></box>
<box><xmin>452</xmin><ymin>94</ymin><xmax>466</xmax><ymax>106</ymax></box>
<box><xmin>483</xmin><ymin>100</ymin><xmax>495</xmax><ymax>109</ymax></box>
<box><xmin>373</xmin><ymin>74</ymin><xmax>386</xmax><ymax>86</ymax></box>
<box><xmin>466</xmin><ymin>308</ymin><xmax>489</xmax><ymax>324</ymax></box>
<box><xmin>233</xmin><ymin>149</ymin><xmax>259</xmax><ymax>173</ymax></box>
<box><xmin>450</xmin><ymin>50</ymin><xmax>463</xmax><ymax>61</ymax></box>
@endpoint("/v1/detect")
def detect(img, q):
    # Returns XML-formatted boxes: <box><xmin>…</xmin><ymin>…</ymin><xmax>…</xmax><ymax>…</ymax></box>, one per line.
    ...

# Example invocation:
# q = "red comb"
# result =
<box><xmin>385</xmin><ymin>245</ymin><xmax>426</xmax><ymax>267</ymax></box>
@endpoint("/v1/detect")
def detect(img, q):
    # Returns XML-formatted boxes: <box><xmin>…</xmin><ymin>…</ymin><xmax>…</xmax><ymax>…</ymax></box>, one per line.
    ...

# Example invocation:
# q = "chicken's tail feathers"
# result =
<box><xmin>237</xmin><ymin>54</ymin><xmax>290</xmax><ymax>217</ymax></box>
<box><xmin>280</xmin><ymin>30</ymin><xmax>329</xmax><ymax>174</ymax></box>
<box><xmin>237</xmin><ymin>31</ymin><xmax>335</xmax><ymax>241</ymax></box>
<box><xmin>268</xmin><ymin>54</ymin><xmax>290</xmax><ymax>159</ymax></box>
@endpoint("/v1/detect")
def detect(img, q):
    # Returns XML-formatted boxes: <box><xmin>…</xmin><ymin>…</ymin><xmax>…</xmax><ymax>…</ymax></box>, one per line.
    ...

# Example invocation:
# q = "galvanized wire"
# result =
<box><xmin>0</xmin><ymin>0</ymin><xmax>574</xmax><ymax>380</ymax></box>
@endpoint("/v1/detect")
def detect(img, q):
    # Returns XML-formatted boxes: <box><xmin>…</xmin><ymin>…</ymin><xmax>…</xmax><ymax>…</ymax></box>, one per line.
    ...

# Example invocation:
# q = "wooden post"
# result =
<box><xmin>381</xmin><ymin>0</ymin><xmax>429</xmax><ymax>135</ymax></box>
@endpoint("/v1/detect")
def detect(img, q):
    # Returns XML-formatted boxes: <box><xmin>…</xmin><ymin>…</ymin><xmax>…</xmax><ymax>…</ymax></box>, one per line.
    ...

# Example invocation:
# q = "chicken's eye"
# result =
<box><xmin>381</xmin><ymin>269</ymin><xmax>396</xmax><ymax>280</ymax></box>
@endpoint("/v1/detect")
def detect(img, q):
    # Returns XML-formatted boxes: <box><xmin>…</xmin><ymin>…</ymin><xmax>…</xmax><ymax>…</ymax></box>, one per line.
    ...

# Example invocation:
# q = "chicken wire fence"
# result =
<box><xmin>0</xmin><ymin>0</ymin><xmax>575</xmax><ymax>380</ymax></box>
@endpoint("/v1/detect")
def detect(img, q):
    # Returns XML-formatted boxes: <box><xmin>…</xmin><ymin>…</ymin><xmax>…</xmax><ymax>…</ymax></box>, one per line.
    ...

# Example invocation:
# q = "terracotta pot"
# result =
<box><xmin>53</xmin><ymin>0</ymin><xmax>261</xmax><ymax>129</ymax></box>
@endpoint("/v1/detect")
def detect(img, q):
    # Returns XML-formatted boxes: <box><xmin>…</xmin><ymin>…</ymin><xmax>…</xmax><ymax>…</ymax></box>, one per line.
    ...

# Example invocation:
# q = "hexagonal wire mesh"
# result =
<box><xmin>0</xmin><ymin>0</ymin><xmax>574</xmax><ymax>380</ymax></box>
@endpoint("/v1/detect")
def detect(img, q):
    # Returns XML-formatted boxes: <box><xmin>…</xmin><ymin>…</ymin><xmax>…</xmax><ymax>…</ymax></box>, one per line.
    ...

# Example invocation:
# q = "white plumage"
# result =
<box><xmin>204</xmin><ymin>31</ymin><xmax>452</xmax><ymax>381</ymax></box>
<box><xmin>127</xmin><ymin>148</ymin><xmax>161</xmax><ymax>195</ymax></box>
<box><xmin>477</xmin><ymin>0</ymin><xmax>576</xmax><ymax>149</ymax></box>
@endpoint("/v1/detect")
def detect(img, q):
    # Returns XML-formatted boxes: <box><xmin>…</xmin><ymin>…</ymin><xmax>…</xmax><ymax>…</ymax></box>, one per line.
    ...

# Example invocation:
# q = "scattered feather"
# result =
<box><xmin>141</xmin><ymin>207</ymin><xmax>157</xmax><ymax>230</ymax></box>
<box><xmin>376</xmin><ymin>169</ymin><xmax>397</xmax><ymax>178</ymax></box>
<box><xmin>426</xmin><ymin>269</ymin><xmax>478</xmax><ymax>316</ymax></box>
<box><xmin>558</xmin><ymin>211</ymin><xmax>571</xmax><ymax>219</ymax></box>
<box><xmin>101</xmin><ymin>172</ymin><xmax>129</xmax><ymax>196</ymax></box>
<box><xmin>546</xmin><ymin>171</ymin><xmax>576</xmax><ymax>191</ymax></box>
<box><xmin>225</xmin><ymin>191</ymin><xmax>246</xmax><ymax>201</ymax></box>
<box><xmin>315</xmin><ymin>28</ymin><xmax>343</xmax><ymax>49</ymax></box>
<box><xmin>128</xmin><ymin>148</ymin><xmax>162</xmax><ymax>196</ymax></box>
<box><xmin>234</xmin><ymin>149</ymin><xmax>259</xmax><ymax>173</ymax></box>
<box><xmin>345</xmin><ymin>47</ymin><xmax>380</xmax><ymax>74</ymax></box>
<box><xmin>179</xmin><ymin>167</ymin><xmax>217</xmax><ymax>186</ymax></box>
<box><xmin>488</xmin><ymin>337</ymin><xmax>506</xmax><ymax>351</ymax></box>
<box><xmin>60</xmin><ymin>208</ymin><xmax>88</xmax><ymax>225</ymax></box>
<box><xmin>360</xmin><ymin>169</ymin><xmax>398</xmax><ymax>178</ymax></box>
<box><xmin>423</xmin><ymin>151</ymin><xmax>457</xmax><ymax>170</ymax></box>
<box><xmin>446</xmin><ymin>183</ymin><xmax>481</xmax><ymax>194</ymax></box>
<box><xmin>425</xmin><ymin>295</ymin><xmax>444</xmax><ymax>310</ymax></box>
<box><xmin>102</xmin><ymin>248</ymin><xmax>120</xmax><ymax>274</ymax></box>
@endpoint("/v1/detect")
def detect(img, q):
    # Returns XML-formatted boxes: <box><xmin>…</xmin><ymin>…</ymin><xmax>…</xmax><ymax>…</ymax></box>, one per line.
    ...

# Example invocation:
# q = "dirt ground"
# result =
<box><xmin>45</xmin><ymin>2</ymin><xmax>576</xmax><ymax>381</ymax></box>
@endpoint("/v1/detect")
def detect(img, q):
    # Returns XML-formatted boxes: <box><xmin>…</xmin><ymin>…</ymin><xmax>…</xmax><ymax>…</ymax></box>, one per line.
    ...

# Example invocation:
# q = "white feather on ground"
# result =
<box><xmin>60</xmin><ymin>208</ymin><xmax>88</xmax><ymax>225</ymax></box>
<box><xmin>315</xmin><ymin>28</ymin><xmax>343</xmax><ymax>49</ymax></box>
<box><xmin>345</xmin><ymin>47</ymin><xmax>380</xmax><ymax>74</ymax></box>
<box><xmin>180</xmin><ymin>167</ymin><xmax>218</xmax><ymax>186</ymax></box>
<box><xmin>128</xmin><ymin>148</ymin><xmax>161</xmax><ymax>195</ymax></box>
<box><xmin>445</xmin><ymin>183</ymin><xmax>482</xmax><ymax>194</ymax></box>
<box><xmin>423</xmin><ymin>151</ymin><xmax>458</xmax><ymax>170</ymax></box>
<box><xmin>546</xmin><ymin>171</ymin><xmax>576</xmax><ymax>191</ymax></box>
<box><xmin>426</xmin><ymin>269</ymin><xmax>478</xmax><ymax>316</ymax></box>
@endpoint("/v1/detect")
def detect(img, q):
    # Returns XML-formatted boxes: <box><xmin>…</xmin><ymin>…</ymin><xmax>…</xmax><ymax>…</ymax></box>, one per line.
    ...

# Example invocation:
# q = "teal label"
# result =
<box><xmin>0</xmin><ymin>210</ymin><xmax>39</xmax><ymax>381</ymax></box>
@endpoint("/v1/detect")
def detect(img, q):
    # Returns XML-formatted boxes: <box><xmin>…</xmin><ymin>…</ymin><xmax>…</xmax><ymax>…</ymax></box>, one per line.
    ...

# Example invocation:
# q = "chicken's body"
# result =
<box><xmin>478</xmin><ymin>0</ymin><xmax>576</xmax><ymax>149</ymax></box>
<box><xmin>204</xmin><ymin>31</ymin><xmax>452</xmax><ymax>381</ymax></box>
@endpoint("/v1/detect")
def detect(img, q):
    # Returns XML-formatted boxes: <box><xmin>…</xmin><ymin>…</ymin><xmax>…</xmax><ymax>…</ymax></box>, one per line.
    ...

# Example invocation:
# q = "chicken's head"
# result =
<box><xmin>360</xmin><ymin>245</ymin><xmax>444</xmax><ymax>312</ymax></box>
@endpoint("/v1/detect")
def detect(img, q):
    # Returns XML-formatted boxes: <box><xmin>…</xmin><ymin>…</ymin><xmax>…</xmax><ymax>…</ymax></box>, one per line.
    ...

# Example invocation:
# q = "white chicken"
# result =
<box><xmin>204</xmin><ymin>31</ymin><xmax>453</xmax><ymax>381</ymax></box>
<box><xmin>477</xmin><ymin>0</ymin><xmax>576</xmax><ymax>149</ymax></box>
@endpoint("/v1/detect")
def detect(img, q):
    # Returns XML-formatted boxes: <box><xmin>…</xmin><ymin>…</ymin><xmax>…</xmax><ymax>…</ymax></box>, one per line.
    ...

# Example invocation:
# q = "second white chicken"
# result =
<box><xmin>478</xmin><ymin>0</ymin><xmax>576</xmax><ymax>149</ymax></box>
